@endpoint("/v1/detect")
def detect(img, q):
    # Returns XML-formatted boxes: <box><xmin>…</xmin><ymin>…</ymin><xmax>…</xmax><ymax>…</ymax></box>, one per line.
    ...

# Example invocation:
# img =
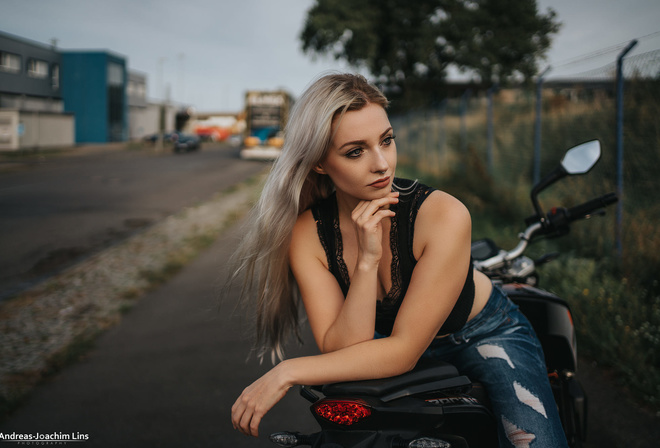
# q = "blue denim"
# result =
<box><xmin>421</xmin><ymin>284</ymin><xmax>569</xmax><ymax>447</ymax></box>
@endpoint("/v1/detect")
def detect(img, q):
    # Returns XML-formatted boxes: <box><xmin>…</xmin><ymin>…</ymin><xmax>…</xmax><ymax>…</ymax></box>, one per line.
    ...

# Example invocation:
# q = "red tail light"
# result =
<box><xmin>313</xmin><ymin>399</ymin><xmax>372</xmax><ymax>425</ymax></box>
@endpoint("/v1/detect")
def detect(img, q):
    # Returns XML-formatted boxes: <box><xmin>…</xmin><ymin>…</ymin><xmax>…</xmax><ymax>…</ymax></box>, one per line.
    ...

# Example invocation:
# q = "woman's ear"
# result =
<box><xmin>313</xmin><ymin>164</ymin><xmax>326</xmax><ymax>175</ymax></box>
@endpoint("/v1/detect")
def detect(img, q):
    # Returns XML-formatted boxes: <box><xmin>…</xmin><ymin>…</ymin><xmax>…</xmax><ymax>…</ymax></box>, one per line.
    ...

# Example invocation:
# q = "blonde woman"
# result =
<box><xmin>230</xmin><ymin>73</ymin><xmax>568</xmax><ymax>447</ymax></box>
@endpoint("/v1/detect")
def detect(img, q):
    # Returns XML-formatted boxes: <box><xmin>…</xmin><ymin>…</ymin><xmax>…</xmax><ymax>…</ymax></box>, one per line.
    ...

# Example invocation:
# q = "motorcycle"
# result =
<box><xmin>270</xmin><ymin>140</ymin><xmax>617</xmax><ymax>448</ymax></box>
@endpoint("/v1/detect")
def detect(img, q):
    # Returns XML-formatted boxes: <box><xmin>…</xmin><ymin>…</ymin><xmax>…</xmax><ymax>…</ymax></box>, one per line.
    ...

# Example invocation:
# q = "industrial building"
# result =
<box><xmin>0</xmin><ymin>30</ymin><xmax>74</xmax><ymax>150</ymax></box>
<box><xmin>0</xmin><ymin>30</ymin><xmax>175</xmax><ymax>150</ymax></box>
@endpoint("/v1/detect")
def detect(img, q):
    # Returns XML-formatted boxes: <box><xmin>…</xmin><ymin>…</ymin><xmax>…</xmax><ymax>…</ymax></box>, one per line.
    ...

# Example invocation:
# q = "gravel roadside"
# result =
<box><xmin>0</xmin><ymin>172</ymin><xmax>265</xmax><ymax>417</ymax></box>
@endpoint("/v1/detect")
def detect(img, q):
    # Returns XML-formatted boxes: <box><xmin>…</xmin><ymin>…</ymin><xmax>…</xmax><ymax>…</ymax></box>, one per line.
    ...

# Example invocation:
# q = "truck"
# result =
<box><xmin>240</xmin><ymin>90</ymin><xmax>292</xmax><ymax>160</ymax></box>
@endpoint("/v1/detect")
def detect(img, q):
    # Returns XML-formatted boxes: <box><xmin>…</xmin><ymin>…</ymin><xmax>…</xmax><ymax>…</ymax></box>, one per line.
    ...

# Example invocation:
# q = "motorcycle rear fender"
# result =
<box><xmin>321</xmin><ymin>360</ymin><xmax>469</xmax><ymax>402</ymax></box>
<box><xmin>503</xmin><ymin>284</ymin><xmax>578</xmax><ymax>372</ymax></box>
<box><xmin>311</xmin><ymin>397</ymin><xmax>495</xmax><ymax>446</ymax></box>
<box><xmin>314</xmin><ymin>361</ymin><xmax>495</xmax><ymax>440</ymax></box>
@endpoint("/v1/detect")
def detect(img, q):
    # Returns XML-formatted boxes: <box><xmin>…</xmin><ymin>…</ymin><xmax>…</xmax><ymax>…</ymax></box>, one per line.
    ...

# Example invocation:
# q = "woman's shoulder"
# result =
<box><xmin>395</xmin><ymin>178</ymin><xmax>466</xmax><ymax>216</ymax></box>
<box><xmin>293</xmin><ymin>208</ymin><xmax>317</xmax><ymax>240</ymax></box>
<box><xmin>290</xmin><ymin>208</ymin><xmax>328</xmax><ymax>268</ymax></box>
<box><xmin>416</xmin><ymin>187</ymin><xmax>471</xmax><ymax>236</ymax></box>
<box><xmin>421</xmin><ymin>188</ymin><xmax>469</xmax><ymax>219</ymax></box>
<box><xmin>410</xmin><ymin>188</ymin><xmax>471</xmax><ymax>259</ymax></box>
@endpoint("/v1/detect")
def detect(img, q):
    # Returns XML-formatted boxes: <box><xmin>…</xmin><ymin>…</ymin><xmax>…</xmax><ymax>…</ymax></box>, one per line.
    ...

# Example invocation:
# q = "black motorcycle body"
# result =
<box><xmin>270</xmin><ymin>141</ymin><xmax>616</xmax><ymax>448</ymax></box>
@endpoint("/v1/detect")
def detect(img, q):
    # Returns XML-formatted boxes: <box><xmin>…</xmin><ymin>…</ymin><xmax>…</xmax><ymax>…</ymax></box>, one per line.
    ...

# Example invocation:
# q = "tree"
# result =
<box><xmin>300</xmin><ymin>0</ymin><xmax>561</xmax><ymax>108</ymax></box>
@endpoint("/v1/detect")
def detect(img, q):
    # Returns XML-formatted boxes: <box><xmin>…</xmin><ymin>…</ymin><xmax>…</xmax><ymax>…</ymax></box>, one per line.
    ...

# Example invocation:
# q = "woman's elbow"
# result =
<box><xmin>385</xmin><ymin>338</ymin><xmax>424</xmax><ymax>375</ymax></box>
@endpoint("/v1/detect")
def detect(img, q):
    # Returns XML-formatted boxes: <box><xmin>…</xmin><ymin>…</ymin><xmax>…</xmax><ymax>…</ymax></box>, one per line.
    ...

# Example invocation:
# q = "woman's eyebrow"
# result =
<box><xmin>336</xmin><ymin>127</ymin><xmax>393</xmax><ymax>151</ymax></box>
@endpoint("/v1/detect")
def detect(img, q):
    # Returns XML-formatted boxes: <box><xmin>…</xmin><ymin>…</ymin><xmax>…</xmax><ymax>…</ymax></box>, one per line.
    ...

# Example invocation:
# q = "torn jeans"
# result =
<box><xmin>422</xmin><ymin>284</ymin><xmax>569</xmax><ymax>448</ymax></box>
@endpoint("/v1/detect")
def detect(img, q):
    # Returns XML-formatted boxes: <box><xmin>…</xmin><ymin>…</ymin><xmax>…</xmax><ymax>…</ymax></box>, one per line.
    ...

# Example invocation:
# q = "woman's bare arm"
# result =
<box><xmin>233</xmin><ymin>191</ymin><xmax>473</xmax><ymax>437</ymax></box>
<box><xmin>289</xmin><ymin>193</ymin><xmax>399</xmax><ymax>353</ymax></box>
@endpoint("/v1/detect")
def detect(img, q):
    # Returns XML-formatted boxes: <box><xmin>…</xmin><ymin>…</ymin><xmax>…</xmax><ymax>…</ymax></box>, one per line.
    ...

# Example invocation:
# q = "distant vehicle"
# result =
<box><xmin>173</xmin><ymin>133</ymin><xmax>201</xmax><ymax>153</ymax></box>
<box><xmin>240</xmin><ymin>90</ymin><xmax>291</xmax><ymax>160</ymax></box>
<box><xmin>194</xmin><ymin>126</ymin><xmax>232</xmax><ymax>142</ymax></box>
<box><xmin>228</xmin><ymin>134</ymin><xmax>242</xmax><ymax>147</ymax></box>
<box><xmin>142</xmin><ymin>132</ymin><xmax>176</xmax><ymax>144</ymax></box>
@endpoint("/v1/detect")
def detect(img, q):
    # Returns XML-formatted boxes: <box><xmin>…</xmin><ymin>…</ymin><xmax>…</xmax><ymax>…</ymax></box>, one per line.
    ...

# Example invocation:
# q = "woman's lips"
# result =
<box><xmin>368</xmin><ymin>176</ymin><xmax>390</xmax><ymax>188</ymax></box>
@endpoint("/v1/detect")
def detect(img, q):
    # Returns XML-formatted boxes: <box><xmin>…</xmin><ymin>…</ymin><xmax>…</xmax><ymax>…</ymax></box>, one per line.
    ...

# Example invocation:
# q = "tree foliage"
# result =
<box><xmin>300</xmin><ymin>0</ymin><xmax>561</xmax><ymax>107</ymax></box>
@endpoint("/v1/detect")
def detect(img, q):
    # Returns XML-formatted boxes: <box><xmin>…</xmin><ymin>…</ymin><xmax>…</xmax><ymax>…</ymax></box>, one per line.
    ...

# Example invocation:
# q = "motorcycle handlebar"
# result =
<box><xmin>475</xmin><ymin>192</ymin><xmax>617</xmax><ymax>272</ymax></box>
<box><xmin>566</xmin><ymin>192</ymin><xmax>618</xmax><ymax>222</ymax></box>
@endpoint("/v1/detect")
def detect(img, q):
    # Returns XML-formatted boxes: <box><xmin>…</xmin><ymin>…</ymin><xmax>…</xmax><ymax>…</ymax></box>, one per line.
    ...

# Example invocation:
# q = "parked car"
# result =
<box><xmin>142</xmin><ymin>132</ymin><xmax>176</xmax><ymax>144</ymax></box>
<box><xmin>173</xmin><ymin>133</ymin><xmax>201</xmax><ymax>152</ymax></box>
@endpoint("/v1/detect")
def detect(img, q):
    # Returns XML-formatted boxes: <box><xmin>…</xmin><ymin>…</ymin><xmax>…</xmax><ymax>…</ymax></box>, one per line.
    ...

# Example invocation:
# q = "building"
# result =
<box><xmin>60</xmin><ymin>51</ymin><xmax>128</xmax><ymax>143</ymax></box>
<box><xmin>0</xmin><ymin>30</ymin><xmax>74</xmax><ymax>150</ymax></box>
<box><xmin>127</xmin><ymin>70</ymin><xmax>177</xmax><ymax>141</ymax></box>
<box><xmin>1</xmin><ymin>30</ymin><xmax>178</xmax><ymax>150</ymax></box>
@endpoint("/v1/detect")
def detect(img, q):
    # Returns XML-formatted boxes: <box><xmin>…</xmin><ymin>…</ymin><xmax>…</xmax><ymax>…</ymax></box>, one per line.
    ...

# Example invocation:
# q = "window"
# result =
<box><xmin>27</xmin><ymin>59</ymin><xmax>49</xmax><ymax>78</ymax></box>
<box><xmin>107</xmin><ymin>62</ymin><xmax>124</xmax><ymax>86</ymax></box>
<box><xmin>51</xmin><ymin>63</ymin><xmax>60</xmax><ymax>88</ymax></box>
<box><xmin>128</xmin><ymin>79</ymin><xmax>146</xmax><ymax>100</ymax></box>
<box><xmin>0</xmin><ymin>52</ymin><xmax>21</xmax><ymax>73</ymax></box>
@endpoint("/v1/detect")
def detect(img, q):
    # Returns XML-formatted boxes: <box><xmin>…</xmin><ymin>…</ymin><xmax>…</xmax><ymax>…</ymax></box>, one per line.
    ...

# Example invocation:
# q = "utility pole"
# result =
<box><xmin>156</xmin><ymin>57</ymin><xmax>167</xmax><ymax>151</ymax></box>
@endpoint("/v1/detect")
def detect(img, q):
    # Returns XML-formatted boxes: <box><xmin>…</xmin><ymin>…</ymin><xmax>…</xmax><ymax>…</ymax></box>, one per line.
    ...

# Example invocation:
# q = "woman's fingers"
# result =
<box><xmin>231</xmin><ymin>365</ymin><xmax>292</xmax><ymax>437</ymax></box>
<box><xmin>350</xmin><ymin>192</ymin><xmax>398</xmax><ymax>264</ymax></box>
<box><xmin>352</xmin><ymin>192</ymin><xmax>399</xmax><ymax>224</ymax></box>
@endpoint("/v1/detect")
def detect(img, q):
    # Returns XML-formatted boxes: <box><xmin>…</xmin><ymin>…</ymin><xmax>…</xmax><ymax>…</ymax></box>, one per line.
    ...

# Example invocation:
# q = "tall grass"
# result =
<box><xmin>393</xmin><ymin>80</ymin><xmax>660</xmax><ymax>411</ymax></box>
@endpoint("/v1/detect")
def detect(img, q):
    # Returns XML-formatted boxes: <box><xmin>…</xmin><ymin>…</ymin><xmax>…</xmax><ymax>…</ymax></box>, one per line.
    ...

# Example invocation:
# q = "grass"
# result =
<box><xmin>394</xmin><ymin>80</ymin><xmax>660</xmax><ymax>413</ymax></box>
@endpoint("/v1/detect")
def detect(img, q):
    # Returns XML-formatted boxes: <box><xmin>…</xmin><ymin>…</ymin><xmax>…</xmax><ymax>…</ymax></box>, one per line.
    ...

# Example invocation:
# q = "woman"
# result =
<box><xmin>230</xmin><ymin>73</ymin><xmax>568</xmax><ymax>447</ymax></box>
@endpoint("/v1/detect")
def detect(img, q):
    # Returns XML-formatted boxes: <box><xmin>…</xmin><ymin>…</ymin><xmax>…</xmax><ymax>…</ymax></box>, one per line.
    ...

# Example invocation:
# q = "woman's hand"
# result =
<box><xmin>351</xmin><ymin>191</ymin><xmax>399</xmax><ymax>267</ymax></box>
<box><xmin>231</xmin><ymin>362</ymin><xmax>292</xmax><ymax>437</ymax></box>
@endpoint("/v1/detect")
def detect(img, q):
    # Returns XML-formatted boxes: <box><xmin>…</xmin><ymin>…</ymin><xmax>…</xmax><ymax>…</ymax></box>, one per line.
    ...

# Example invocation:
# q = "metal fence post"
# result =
<box><xmin>486</xmin><ymin>84</ymin><xmax>497</xmax><ymax>175</ymax></box>
<box><xmin>533</xmin><ymin>67</ymin><xmax>551</xmax><ymax>185</ymax></box>
<box><xmin>460</xmin><ymin>89</ymin><xmax>471</xmax><ymax>157</ymax></box>
<box><xmin>438</xmin><ymin>99</ymin><xmax>447</xmax><ymax>157</ymax></box>
<box><xmin>615</xmin><ymin>40</ymin><xmax>638</xmax><ymax>261</ymax></box>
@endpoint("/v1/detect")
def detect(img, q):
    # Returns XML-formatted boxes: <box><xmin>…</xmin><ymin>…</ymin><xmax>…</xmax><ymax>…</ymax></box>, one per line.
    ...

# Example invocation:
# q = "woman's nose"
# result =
<box><xmin>372</xmin><ymin>149</ymin><xmax>389</xmax><ymax>173</ymax></box>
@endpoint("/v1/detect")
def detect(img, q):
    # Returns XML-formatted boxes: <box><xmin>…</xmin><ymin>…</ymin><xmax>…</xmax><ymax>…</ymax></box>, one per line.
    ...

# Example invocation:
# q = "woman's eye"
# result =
<box><xmin>346</xmin><ymin>148</ymin><xmax>363</xmax><ymax>158</ymax></box>
<box><xmin>382</xmin><ymin>135</ymin><xmax>396</xmax><ymax>146</ymax></box>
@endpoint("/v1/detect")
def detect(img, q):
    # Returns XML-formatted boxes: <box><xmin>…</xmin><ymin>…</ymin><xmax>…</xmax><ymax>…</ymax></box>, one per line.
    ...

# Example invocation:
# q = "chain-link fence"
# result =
<box><xmin>391</xmin><ymin>45</ymin><xmax>660</xmax><ymax>281</ymax></box>
<box><xmin>391</xmin><ymin>45</ymin><xmax>660</xmax><ymax>408</ymax></box>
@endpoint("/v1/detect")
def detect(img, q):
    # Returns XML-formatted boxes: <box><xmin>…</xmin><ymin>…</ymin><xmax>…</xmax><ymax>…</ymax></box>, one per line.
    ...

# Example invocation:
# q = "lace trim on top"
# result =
<box><xmin>329</xmin><ymin>197</ymin><xmax>402</xmax><ymax>304</ymax></box>
<box><xmin>330</xmin><ymin>198</ymin><xmax>351</xmax><ymax>292</ymax></box>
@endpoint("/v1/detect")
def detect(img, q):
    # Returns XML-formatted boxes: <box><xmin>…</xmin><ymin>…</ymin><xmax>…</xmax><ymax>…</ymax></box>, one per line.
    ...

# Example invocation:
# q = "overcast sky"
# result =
<box><xmin>1</xmin><ymin>0</ymin><xmax>659</xmax><ymax>112</ymax></box>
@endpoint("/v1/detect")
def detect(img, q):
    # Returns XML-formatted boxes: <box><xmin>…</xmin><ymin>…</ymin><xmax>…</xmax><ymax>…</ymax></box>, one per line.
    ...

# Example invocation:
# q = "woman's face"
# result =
<box><xmin>317</xmin><ymin>103</ymin><xmax>396</xmax><ymax>203</ymax></box>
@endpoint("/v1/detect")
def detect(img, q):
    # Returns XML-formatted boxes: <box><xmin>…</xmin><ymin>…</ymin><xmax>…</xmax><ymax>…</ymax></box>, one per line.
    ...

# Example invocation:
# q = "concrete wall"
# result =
<box><xmin>0</xmin><ymin>110</ymin><xmax>74</xmax><ymax>151</ymax></box>
<box><xmin>0</xmin><ymin>110</ymin><xmax>19</xmax><ymax>150</ymax></box>
<box><xmin>129</xmin><ymin>104</ymin><xmax>159</xmax><ymax>140</ymax></box>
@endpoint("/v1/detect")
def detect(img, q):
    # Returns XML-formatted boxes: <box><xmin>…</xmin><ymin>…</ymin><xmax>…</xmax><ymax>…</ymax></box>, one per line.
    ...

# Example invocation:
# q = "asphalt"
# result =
<box><xmin>0</xmin><ymin>220</ymin><xmax>320</xmax><ymax>447</ymax></box>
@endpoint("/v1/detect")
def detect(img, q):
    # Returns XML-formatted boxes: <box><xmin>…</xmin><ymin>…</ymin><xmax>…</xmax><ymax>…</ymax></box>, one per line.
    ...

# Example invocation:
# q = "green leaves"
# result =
<box><xmin>300</xmin><ymin>0</ymin><xmax>561</xmax><ymax>107</ymax></box>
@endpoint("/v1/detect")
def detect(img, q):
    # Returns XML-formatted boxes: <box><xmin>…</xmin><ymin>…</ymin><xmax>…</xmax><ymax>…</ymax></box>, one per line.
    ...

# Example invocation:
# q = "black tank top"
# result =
<box><xmin>310</xmin><ymin>178</ymin><xmax>474</xmax><ymax>336</ymax></box>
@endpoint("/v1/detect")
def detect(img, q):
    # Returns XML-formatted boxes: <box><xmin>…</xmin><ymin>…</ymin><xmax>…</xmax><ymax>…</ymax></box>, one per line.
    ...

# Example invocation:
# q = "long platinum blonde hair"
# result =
<box><xmin>230</xmin><ymin>73</ymin><xmax>389</xmax><ymax>362</ymax></box>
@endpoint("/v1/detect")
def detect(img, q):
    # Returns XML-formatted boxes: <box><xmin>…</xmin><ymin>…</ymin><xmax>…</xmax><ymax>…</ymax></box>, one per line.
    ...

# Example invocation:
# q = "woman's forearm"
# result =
<box><xmin>231</xmin><ymin>334</ymin><xmax>417</xmax><ymax>437</ymax></box>
<box><xmin>321</xmin><ymin>262</ymin><xmax>379</xmax><ymax>352</ymax></box>
<box><xmin>281</xmin><ymin>335</ymin><xmax>417</xmax><ymax>387</ymax></box>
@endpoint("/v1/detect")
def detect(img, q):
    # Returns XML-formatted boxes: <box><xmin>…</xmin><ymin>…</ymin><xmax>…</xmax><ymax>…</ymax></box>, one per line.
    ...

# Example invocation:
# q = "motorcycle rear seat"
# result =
<box><xmin>322</xmin><ymin>360</ymin><xmax>471</xmax><ymax>402</ymax></box>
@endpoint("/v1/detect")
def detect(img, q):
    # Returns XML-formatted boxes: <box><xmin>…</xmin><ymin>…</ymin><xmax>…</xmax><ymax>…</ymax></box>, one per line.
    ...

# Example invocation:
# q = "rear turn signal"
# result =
<box><xmin>270</xmin><ymin>432</ymin><xmax>304</xmax><ymax>447</ymax></box>
<box><xmin>313</xmin><ymin>399</ymin><xmax>372</xmax><ymax>425</ymax></box>
<box><xmin>407</xmin><ymin>437</ymin><xmax>451</xmax><ymax>448</ymax></box>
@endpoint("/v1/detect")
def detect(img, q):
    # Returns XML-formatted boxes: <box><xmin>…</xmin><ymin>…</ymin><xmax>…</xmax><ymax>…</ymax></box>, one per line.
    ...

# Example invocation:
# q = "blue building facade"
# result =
<box><xmin>61</xmin><ymin>51</ymin><xmax>128</xmax><ymax>143</ymax></box>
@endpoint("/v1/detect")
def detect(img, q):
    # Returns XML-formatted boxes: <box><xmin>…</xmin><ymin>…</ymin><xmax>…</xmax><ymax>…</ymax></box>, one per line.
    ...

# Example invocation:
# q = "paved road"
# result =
<box><xmin>0</xmin><ymin>143</ymin><xmax>267</xmax><ymax>300</ymax></box>
<box><xmin>0</xmin><ymin>221</ymin><xmax>320</xmax><ymax>447</ymax></box>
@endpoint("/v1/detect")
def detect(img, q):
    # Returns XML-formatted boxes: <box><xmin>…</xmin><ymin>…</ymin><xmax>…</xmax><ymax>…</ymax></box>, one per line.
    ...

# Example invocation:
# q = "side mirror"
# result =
<box><xmin>530</xmin><ymin>140</ymin><xmax>602</xmax><ymax>225</ymax></box>
<box><xmin>561</xmin><ymin>140</ymin><xmax>601</xmax><ymax>174</ymax></box>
